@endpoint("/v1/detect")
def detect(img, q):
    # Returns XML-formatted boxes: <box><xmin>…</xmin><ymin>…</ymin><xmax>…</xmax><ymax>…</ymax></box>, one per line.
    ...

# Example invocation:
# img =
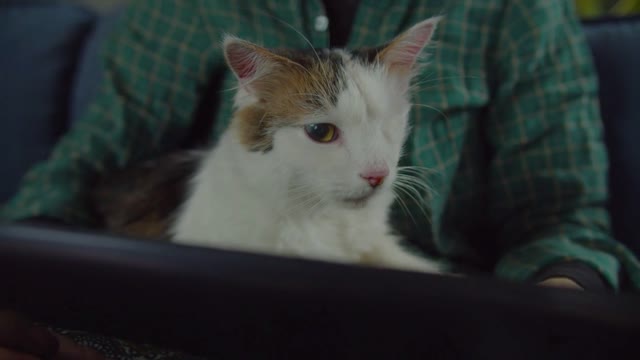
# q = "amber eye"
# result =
<box><xmin>304</xmin><ymin>123</ymin><xmax>339</xmax><ymax>143</ymax></box>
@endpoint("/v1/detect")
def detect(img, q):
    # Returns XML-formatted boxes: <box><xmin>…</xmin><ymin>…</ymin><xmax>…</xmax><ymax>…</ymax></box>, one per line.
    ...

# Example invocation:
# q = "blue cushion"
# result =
<box><xmin>70</xmin><ymin>7</ymin><xmax>126</xmax><ymax>123</ymax></box>
<box><xmin>0</xmin><ymin>4</ymin><xmax>95</xmax><ymax>203</ymax></box>
<box><xmin>583</xmin><ymin>16</ymin><xmax>640</xmax><ymax>255</ymax></box>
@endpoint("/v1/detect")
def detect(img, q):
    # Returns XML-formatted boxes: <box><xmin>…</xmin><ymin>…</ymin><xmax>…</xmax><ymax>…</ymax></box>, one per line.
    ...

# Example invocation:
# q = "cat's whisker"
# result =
<box><xmin>218</xmin><ymin>60</ymin><xmax>317</xmax><ymax>96</ymax></box>
<box><xmin>396</xmin><ymin>167</ymin><xmax>439</xmax><ymax>196</ymax></box>
<box><xmin>394</xmin><ymin>174</ymin><xmax>430</xmax><ymax>205</ymax></box>
<box><xmin>397</xmin><ymin>165</ymin><xmax>436</xmax><ymax>174</ymax></box>
<box><xmin>398</xmin><ymin>182</ymin><xmax>429</xmax><ymax>202</ymax></box>
<box><xmin>396</xmin><ymin>169</ymin><xmax>430</xmax><ymax>179</ymax></box>
<box><xmin>288</xmin><ymin>193</ymin><xmax>326</xmax><ymax>218</ymax></box>
<box><xmin>285</xmin><ymin>183</ymin><xmax>327</xmax><ymax>216</ymax></box>
<box><xmin>412</xmin><ymin>103</ymin><xmax>449</xmax><ymax>121</ymax></box>
<box><xmin>410</xmin><ymin>74</ymin><xmax>485</xmax><ymax>89</ymax></box>
<box><xmin>220</xmin><ymin>83</ymin><xmax>245</xmax><ymax>94</ymax></box>
<box><xmin>287</xmin><ymin>183</ymin><xmax>313</xmax><ymax>192</ymax></box>
<box><xmin>287</xmin><ymin>189</ymin><xmax>315</xmax><ymax>202</ymax></box>
<box><xmin>287</xmin><ymin>92</ymin><xmax>330</xmax><ymax>108</ymax></box>
<box><xmin>204</xmin><ymin>3</ymin><xmax>323</xmax><ymax>76</ymax></box>
<box><xmin>306</xmin><ymin>196</ymin><xmax>327</xmax><ymax>216</ymax></box>
<box><xmin>258</xmin><ymin>110</ymin><xmax>281</xmax><ymax>131</ymax></box>
<box><xmin>395</xmin><ymin>174</ymin><xmax>432</xmax><ymax>192</ymax></box>
<box><xmin>220</xmin><ymin>86</ymin><xmax>237</xmax><ymax>94</ymax></box>
<box><xmin>287</xmin><ymin>92</ymin><xmax>326</xmax><ymax>99</ymax></box>
<box><xmin>393</xmin><ymin>179</ymin><xmax>423</xmax><ymax>201</ymax></box>
<box><xmin>393</xmin><ymin>182</ymin><xmax>432</xmax><ymax>223</ymax></box>
<box><xmin>395</xmin><ymin>169</ymin><xmax>433</xmax><ymax>185</ymax></box>
<box><xmin>397</xmin><ymin>175</ymin><xmax>438</xmax><ymax>201</ymax></box>
<box><xmin>285</xmin><ymin>195</ymin><xmax>320</xmax><ymax>218</ymax></box>
<box><xmin>287</xmin><ymin>192</ymin><xmax>318</xmax><ymax>208</ymax></box>
<box><xmin>245</xmin><ymin>7</ymin><xmax>323</xmax><ymax>64</ymax></box>
<box><xmin>392</xmin><ymin>188</ymin><xmax>418</xmax><ymax>226</ymax></box>
<box><xmin>393</xmin><ymin>186</ymin><xmax>423</xmax><ymax>225</ymax></box>
<box><xmin>287</xmin><ymin>185</ymin><xmax>317</xmax><ymax>201</ymax></box>
<box><xmin>220</xmin><ymin>67</ymin><xmax>279</xmax><ymax>94</ymax></box>
<box><xmin>396</xmin><ymin>172</ymin><xmax>431</xmax><ymax>183</ymax></box>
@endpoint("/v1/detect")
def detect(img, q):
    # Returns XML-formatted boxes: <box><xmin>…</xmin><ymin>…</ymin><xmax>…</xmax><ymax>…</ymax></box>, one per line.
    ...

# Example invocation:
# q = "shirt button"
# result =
<box><xmin>314</xmin><ymin>15</ymin><xmax>329</xmax><ymax>32</ymax></box>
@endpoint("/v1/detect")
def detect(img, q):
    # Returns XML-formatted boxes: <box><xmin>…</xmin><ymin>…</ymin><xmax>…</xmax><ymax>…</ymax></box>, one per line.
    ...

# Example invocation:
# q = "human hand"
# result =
<box><xmin>537</xmin><ymin>277</ymin><xmax>583</xmax><ymax>290</ymax></box>
<box><xmin>0</xmin><ymin>310</ymin><xmax>104</xmax><ymax>360</ymax></box>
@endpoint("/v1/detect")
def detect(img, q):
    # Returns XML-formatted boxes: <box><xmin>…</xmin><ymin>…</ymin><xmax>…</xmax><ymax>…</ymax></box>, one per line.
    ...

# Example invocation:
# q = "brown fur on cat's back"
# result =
<box><xmin>89</xmin><ymin>151</ymin><xmax>202</xmax><ymax>240</ymax></box>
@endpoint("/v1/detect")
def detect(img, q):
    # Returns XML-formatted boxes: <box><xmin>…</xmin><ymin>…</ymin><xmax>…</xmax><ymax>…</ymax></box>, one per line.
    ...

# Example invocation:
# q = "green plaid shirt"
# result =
<box><xmin>3</xmin><ymin>0</ymin><xmax>639</xmax><ymax>290</ymax></box>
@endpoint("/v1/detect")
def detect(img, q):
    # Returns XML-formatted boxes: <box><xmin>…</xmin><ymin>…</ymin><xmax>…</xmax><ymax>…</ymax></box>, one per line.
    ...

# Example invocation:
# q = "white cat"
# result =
<box><xmin>170</xmin><ymin>17</ymin><xmax>444</xmax><ymax>274</ymax></box>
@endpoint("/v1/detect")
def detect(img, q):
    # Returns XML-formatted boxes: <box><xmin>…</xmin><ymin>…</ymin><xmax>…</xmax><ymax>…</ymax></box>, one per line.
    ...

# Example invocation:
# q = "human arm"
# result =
<box><xmin>0</xmin><ymin>1</ymin><xmax>221</xmax><ymax>226</ymax></box>
<box><xmin>485</xmin><ymin>0</ymin><xmax>638</xmax><ymax>291</ymax></box>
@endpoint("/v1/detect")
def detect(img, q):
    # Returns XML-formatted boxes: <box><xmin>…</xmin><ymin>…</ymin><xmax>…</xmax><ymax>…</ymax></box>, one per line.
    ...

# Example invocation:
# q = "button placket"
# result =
<box><xmin>314</xmin><ymin>15</ymin><xmax>329</xmax><ymax>32</ymax></box>
<box><xmin>304</xmin><ymin>0</ymin><xmax>329</xmax><ymax>48</ymax></box>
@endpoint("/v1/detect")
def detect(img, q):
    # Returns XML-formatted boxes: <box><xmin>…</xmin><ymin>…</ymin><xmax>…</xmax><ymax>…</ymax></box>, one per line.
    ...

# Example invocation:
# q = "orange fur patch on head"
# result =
<box><xmin>227</xmin><ymin>43</ymin><xmax>344</xmax><ymax>152</ymax></box>
<box><xmin>235</xmin><ymin>105</ymin><xmax>273</xmax><ymax>152</ymax></box>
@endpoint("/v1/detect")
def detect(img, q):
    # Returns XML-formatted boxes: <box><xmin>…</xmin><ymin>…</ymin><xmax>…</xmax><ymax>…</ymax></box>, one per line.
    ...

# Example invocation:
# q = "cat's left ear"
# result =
<box><xmin>377</xmin><ymin>16</ymin><xmax>442</xmax><ymax>75</ymax></box>
<box><xmin>222</xmin><ymin>35</ymin><xmax>294</xmax><ymax>97</ymax></box>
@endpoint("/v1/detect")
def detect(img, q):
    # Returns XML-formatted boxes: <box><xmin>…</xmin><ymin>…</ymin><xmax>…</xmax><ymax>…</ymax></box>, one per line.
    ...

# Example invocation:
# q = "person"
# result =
<box><xmin>1</xmin><ymin>0</ymin><xmax>639</xmax><ymax>357</ymax></box>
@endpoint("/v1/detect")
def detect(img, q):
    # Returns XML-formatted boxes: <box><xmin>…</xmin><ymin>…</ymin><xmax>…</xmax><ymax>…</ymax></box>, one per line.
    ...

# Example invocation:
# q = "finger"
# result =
<box><xmin>52</xmin><ymin>333</ymin><xmax>105</xmax><ymax>360</ymax></box>
<box><xmin>0</xmin><ymin>346</ymin><xmax>40</xmax><ymax>360</ymax></box>
<box><xmin>0</xmin><ymin>310</ymin><xmax>59</xmax><ymax>357</ymax></box>
<box><xmin>537</xmin><ymin>277</ymin><xmax>584</xmax><ymax>290</ymax></box>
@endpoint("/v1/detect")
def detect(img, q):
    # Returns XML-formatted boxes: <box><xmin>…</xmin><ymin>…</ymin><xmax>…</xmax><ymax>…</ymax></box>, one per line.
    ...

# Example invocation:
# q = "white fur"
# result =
<box><xmin>170</xmin><ymin>66</ymin><xmax>440</xmax><ymax>274</ymax></box>
<box><xmin>170</xmin><ymin>18</ymin><xmax>444</xmax><ymax>274</ymax></box>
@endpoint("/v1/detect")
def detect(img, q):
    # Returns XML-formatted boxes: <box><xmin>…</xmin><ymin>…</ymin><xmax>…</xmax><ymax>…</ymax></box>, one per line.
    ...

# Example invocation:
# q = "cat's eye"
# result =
<box><xmin>304</xmin><ymin>123</ymin><xmax>339</xmax><ymax>143</ymax></box>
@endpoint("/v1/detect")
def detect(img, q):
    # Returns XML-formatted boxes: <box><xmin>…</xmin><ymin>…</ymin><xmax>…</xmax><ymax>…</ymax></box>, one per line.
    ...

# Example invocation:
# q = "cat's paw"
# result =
<box><xmin>396</xmin><ymin>256</ymin><xmax>443</xmax><ymax>274</ymax></box>
<box><xmin>363</xmin><ymin>241</ymin><xmax>443</xmax><ymax>274</ymax></box>
<box><xmin>440</xmin><ymin>271</ymin><xmax>464</xmax><ymax>278</ymax></box>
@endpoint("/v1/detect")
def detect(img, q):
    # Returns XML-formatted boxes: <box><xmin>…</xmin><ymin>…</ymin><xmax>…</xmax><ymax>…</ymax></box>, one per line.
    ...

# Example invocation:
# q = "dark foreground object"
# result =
<box><xmin>0</xmin><ymin>224</ymin><xmax>638</xmax><ymax>359</ymax></box>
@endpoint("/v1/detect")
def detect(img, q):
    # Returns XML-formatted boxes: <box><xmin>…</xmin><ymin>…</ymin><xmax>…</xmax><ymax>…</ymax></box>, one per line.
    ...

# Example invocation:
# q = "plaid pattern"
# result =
<box><xmin>2</xmin><ymin>0</ymin><xmax>639</xmax><ymax>290</ymax></box>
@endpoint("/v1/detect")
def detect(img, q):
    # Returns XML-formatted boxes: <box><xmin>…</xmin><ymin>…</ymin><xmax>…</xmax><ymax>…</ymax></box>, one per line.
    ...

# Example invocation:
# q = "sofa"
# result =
<box><xmin>1</xmin><ymin>3</ymin><xmax>639</xmax><ymax>258</ymax></box>
<box><xmin>1</xmin><ymin>3</ymin><xmax>640</xmax><ymax>358</ymax></box>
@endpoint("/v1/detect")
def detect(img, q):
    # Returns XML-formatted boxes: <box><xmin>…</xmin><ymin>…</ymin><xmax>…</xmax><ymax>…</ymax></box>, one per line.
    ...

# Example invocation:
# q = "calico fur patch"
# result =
<box><xmin>228</xmin><ymin>45</ymin><xmax>347</xmax><ymax>152</ymax></box>
<box><xmin>90</xmin><ymin>151</ymin><xmax>202</xmax><ymax>240</ymax></box>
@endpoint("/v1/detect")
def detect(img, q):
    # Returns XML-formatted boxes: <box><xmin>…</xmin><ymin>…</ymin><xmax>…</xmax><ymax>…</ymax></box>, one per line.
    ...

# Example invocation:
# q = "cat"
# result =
<box><xmin>92</xmin><ymin>16</ymin><xmax>445</xmax><ymax>274</ymax></box>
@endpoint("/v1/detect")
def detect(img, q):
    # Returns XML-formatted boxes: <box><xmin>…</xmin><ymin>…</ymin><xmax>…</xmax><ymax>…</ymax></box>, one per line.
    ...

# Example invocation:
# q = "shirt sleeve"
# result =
<box><xmin>1</xmin><ymin>2</ymin><xmax>222</xmax><ymax>226</ymax></box>
<box><xmin>485</xmin><ymin>0</ymin><xmax>638</xmax><ymax>291</ymax></box>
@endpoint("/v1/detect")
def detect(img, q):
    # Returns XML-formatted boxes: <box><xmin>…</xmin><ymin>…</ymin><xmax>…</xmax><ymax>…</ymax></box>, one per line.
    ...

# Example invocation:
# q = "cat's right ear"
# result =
<box><xmin>377</xmin><ymin>16</ymin><xmax>442</xmax><ymax>76</ymax></box>
<box><xmin>223</xmin><ymin>36</ymin><xmax>291</xmax><ymax>95</ymax></box>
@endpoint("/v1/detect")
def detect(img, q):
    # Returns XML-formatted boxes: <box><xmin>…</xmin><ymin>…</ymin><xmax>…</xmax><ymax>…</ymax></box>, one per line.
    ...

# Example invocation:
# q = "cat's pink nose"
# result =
<box><xmin>360</xmin><ymin>167</ymin><xmax>389</xmax><ymax>188</ymax></box>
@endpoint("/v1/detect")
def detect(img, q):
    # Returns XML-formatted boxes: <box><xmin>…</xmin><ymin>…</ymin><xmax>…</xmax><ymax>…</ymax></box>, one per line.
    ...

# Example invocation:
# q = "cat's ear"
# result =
<box><xmin>377</xmin><ymin>16</ymin><xmax>442</xmax><ymax>75</ymax></box>
<box><xmin>223</xmin><ymin>36</ymin><xmax>294</xmax><ymax>95</ymax></box>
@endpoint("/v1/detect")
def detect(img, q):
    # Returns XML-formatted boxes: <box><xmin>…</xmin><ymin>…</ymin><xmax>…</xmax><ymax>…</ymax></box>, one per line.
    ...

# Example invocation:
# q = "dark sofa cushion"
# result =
<box><xmin>583</xmin><ymin>16</ymin><xmax>640</xmax><ymax>255</ymax></box>
<box><xmin>0</xmin><ymin>4</ymin><xmax>95</xmax><ymax>203</ymax></box>
<box><xmin>70</xmin><ymin>7</ymin><xmax>126</xmax><ymax>123</ymax></box>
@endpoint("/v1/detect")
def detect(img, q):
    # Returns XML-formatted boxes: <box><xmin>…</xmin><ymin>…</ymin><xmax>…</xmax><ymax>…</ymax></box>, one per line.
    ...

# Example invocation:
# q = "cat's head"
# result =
<box><xmin>223</xmin><ymin>17</ymin><xmax>440</xmax><ymax>210</ymax></box>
